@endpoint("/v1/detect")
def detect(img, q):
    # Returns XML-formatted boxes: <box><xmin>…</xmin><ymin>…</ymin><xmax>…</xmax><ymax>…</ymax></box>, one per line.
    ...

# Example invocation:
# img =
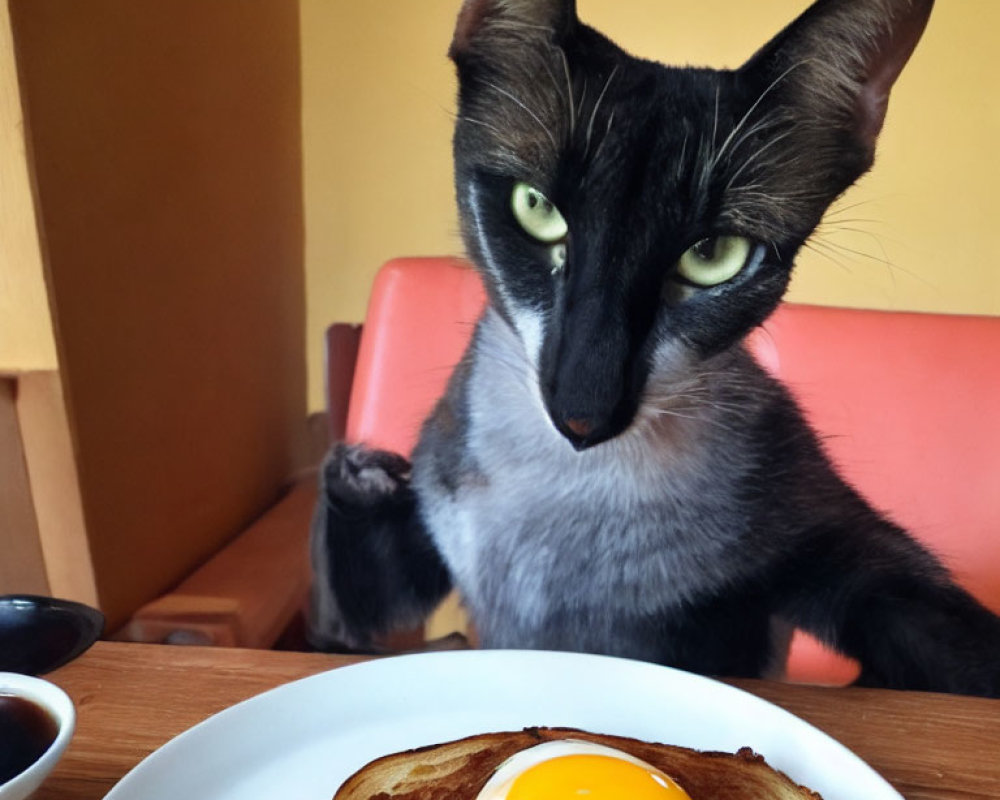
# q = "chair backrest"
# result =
<box><xmin>344</xmin><ymin>257</ymin><xmax>1000</xmax><ymax>684</ymax></box>
<box><xmin>346</xmin><ymin>257</ymin><xmax>485</xmax><ymax>456</ymax></box>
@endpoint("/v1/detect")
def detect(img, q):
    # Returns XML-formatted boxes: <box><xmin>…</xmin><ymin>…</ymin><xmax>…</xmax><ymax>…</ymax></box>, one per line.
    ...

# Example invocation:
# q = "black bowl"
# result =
<box><xmin>0</xmin><ymin>595</ymin><xmax>104</xmax><ymax>676</ymax></box>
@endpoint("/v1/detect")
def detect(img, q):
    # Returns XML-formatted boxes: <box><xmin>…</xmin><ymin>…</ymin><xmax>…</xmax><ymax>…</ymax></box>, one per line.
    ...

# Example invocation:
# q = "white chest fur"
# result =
<box><xmin>413</xmin><ymin>310</ymin><xmax>758</xmax><ymax>646</ymax></box>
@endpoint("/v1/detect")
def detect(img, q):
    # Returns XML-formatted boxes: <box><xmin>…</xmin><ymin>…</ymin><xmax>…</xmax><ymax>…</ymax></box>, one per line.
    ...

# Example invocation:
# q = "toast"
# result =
<box><xmin>334</xmin><ymin>727</ymin><xmax>823</xmax><ymax>799</ymax></box>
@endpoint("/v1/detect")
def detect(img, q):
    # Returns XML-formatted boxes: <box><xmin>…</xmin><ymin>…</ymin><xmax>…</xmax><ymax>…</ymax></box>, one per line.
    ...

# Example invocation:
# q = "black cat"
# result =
<box><xmin>310</xmin><ymin>0</ymin><xmax>1000</xmax><ymax>697</ymax></box>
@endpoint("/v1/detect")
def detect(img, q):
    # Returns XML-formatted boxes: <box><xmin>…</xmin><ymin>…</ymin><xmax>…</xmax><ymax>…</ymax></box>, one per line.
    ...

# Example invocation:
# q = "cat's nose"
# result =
<box><xmin>556</xmin><ymin>416</ymin><xmax>598</xmax><ymax>449</ymax></box>
<box><xmin>564</xmin><ymin>417</ymin><xmax>596</xmax><ymax>439</ymax></box>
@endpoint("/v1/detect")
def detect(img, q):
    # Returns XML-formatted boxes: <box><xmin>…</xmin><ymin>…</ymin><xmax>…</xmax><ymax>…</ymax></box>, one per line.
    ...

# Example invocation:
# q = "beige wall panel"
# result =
<box><xmin>10</xmin><ymin>0</ymin><xmax>306</xmax><ymax>630</ymax></box>
<box><xmin>0</xmin><ymin>377</ymin><xmax>49</xmax><ymax>595</ymax></box>
<box><xmin>16</xmin><ymin>371</ymin><xmax>97</xmax><ymax>606</ymax></box>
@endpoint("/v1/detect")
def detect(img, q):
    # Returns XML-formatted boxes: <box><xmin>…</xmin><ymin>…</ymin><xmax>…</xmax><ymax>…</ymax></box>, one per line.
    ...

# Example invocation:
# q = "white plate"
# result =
<box><xmin>104</xmin><ymin>650</ymin><xmax>900</xmax><ymax>799</ymax></box>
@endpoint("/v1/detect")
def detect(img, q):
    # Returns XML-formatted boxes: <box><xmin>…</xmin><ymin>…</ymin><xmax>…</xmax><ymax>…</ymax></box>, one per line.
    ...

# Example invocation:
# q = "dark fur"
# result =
<box><xmin>309</xmin><ymin>0</ymin><xmax>1000</xmax><ymax>696</ymax></box>
<box><xmin>308</xmin><ymin>445</ymin><xmax>451</xmax><ymax>651</ymax></box>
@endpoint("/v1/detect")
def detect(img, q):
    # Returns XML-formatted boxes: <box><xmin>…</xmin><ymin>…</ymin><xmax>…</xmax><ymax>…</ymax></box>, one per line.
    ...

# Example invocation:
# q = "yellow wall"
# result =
<box><xmin>304</xmin><ymin>0</ymin><xmax>998</xmax><ymax>412</ymax></box>
<box><xmin>1</xmin><ymin>0</ymin><xmax>57</xmax><ymax>371</ymax></box>
<box><xmin>301</xmin><ymin>1</ymin><xmax>461</xmax><ymax>411</ymax></box>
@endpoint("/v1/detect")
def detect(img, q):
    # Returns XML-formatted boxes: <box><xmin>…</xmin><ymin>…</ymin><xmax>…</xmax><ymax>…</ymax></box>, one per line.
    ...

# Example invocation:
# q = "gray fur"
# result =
<box><xmin>413</xmin><ymin>309</ymin><xmax>784</xmax><ymax>658</ymax></box>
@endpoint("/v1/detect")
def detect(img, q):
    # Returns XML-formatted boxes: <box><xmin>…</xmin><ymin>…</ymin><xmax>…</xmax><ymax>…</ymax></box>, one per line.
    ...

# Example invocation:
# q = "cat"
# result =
<box><xmin>309</xmin><ymin>0</ymin><xmax>1000</xmax><ymax>697</ymax></box>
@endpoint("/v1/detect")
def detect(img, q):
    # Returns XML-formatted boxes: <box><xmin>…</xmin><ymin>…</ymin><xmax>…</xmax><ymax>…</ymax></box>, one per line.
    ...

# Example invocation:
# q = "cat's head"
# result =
<box><xmin>449</xmin><ymin>0</ymin><xmax>933</xmax><ymax>449</ymax></box>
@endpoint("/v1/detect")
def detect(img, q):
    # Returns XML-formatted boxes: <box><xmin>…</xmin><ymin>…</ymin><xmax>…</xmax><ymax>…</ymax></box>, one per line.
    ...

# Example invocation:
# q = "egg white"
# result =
<box><xmin>475</xmin><ymin>739</ymin><xmax>671</xmax><ymax>800</ymax></box>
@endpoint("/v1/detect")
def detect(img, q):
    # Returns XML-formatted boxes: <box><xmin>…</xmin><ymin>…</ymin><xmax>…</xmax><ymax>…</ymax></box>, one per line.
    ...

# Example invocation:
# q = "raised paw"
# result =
<box><xmin>320</xmin><ymin>442</ymin><xmax>412</xmax><ymax>511</ymax></box>
<box><xmin>309</xmin><ymin>442</ymin><xmax>423</xmax><ymax>653</ymax></box>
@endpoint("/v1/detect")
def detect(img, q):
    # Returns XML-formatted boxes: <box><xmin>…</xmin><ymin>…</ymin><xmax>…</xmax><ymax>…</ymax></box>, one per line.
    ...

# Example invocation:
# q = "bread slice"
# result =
<box><xmin>334</xmin><ymin>727</ymin><xmax>823</xmax><ymax>799</ymax></box>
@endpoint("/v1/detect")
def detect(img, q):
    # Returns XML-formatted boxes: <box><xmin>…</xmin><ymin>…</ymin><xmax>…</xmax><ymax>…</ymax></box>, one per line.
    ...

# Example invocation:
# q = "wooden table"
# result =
<box><xmin>33</xmin><ymin>641</ymin><xmax>1000</xmax><ymax>799</ymax></box>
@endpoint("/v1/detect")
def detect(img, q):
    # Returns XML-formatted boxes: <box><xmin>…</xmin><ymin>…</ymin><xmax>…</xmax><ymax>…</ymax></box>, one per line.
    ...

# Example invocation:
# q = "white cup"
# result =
<box><xmin>0</xmin><ymin>673</ymin><xmax>75</xmax><ymax>800</ymax></box>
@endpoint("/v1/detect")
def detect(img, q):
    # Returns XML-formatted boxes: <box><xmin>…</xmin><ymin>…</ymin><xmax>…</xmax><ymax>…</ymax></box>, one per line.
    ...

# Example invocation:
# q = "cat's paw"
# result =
<box><xmin>309</xmin><ymin>442</ymin><xmax>418</xmax><ymax>653</ymax></box>
<box><xmin>320</xmin><ymin>442</ymin><xmax>412</xmax><ymax>511</ymax></box>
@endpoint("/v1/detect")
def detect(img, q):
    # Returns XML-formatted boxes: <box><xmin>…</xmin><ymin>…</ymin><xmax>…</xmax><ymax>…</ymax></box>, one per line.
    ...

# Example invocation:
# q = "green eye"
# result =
<box><xmin>511</xmin><ymin>182</ymin><xmax>568</xmax><ymax>243</ymax></box>
<box><xmin>677</xmin><ymin>236</ymin><xmax>752</xmax><ymax>287</ymax></box>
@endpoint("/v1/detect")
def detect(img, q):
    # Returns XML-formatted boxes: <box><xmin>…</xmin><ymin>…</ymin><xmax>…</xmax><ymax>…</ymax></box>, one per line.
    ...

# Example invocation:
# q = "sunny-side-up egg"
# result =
<box><xmin>475</xmin><ymin>739</ymin><xmax>693</xmax><ymax>800</ymax></box>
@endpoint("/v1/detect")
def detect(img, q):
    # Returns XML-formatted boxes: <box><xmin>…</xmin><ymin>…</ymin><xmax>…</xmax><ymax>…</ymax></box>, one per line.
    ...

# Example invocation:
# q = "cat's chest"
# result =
<box><xmin>413</xmin><ymin>312</ymin><xmax>755</xmax><ymax>616</ymax></box>
<box><xmin>457</xmin><ymin>311</ymin><xmax>726</xmax><ymax>505</ymax></box>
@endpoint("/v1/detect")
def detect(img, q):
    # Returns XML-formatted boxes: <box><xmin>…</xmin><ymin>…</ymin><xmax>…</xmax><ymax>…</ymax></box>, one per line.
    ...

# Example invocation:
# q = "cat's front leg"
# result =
<box><xmin>775</xmin><ymin>513</ymin><xmax>1000</xmax><ymax>697</ymax></box>
<box><xmin>845</xmin><ymin>579</ymin><xmax>1000</xmax><ymax>697</ymax></box>
<box><xmin>307</xmin><ymin>443</ymin><xmax>452</xmax><ymax>652</ymax></box>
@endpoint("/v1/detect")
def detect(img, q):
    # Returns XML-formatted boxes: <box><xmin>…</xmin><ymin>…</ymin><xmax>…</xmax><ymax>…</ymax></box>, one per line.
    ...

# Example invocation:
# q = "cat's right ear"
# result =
<box><xmin>450</xmin><ymin>0</ymin><xmax>578</xmax><ymax>62</ymax></box>
<box><xmin>742</xmin><ymin>0</ymin><xmax>934</xmax><ymax>160</ymax></box>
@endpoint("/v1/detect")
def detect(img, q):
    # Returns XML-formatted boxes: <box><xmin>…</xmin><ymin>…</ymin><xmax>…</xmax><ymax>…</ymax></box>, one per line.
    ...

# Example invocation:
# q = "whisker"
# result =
<box><xmin>591</xmin><ymin>110</ymin><xmax>616</xmax><ymax>163</ymax></box>
<box><xmin>648</xmin><ymin>408</ymin><xmax>701</xmax><ymax>422</ymax></box>
<box><xmin>538</xmin><ymin>51</ymin><xmax>573</xmax><ymax>146</ymax></box>
<box><xmin>721</xmin><ymin>113</ymin><xmax>783</xmax><ymax>159</ymax></box>
<box><xmin>803</xmin><ymin>239</ymin><xmax>853</xmax><ymax>274</ymax></box>
<box><xmin>650</xmin><ymin>407</ymin><xmax>743</xmax><ymax>437</ymax></box>
<box><xmin>712</xmin><ymin>59</ymin><xmax>809</xmax><ymax>171</ymax></box>
<box><xmin>814</xmin><ymin>235</ymin><xmax>932</xmax><ymax>289</ymax></box>
<box><xmin>539</xmin><ymin>56</ymin><xmax>567</xmax><ymax>105</ymax></box>
<box><xmin>459</xmin><ymin>115</ymin><xmax>506</xmax><ymax>139</ymax></box>
<box><xmin>486</xmin><ymin>21</ymin><xmax>555</xmax><ymax>36</ymax></box>
<box><xmin>814</xmin><ymin>238</ymin><xmax>893</xmax><ymax>267</ymax></box>
<box><xmin>819</xmin><ymin>217</ymin><xmax>884</xmax><ymax>228</ymax></box>
<box><xmin>822</xmin><ymin>197</ymin><xmax>884</xmax><ymax>218</ymax></box>
<box><xmin>818</xmin><ymin>224</ymin><xmax>893</xmax><ymax>265</ymax></box>
<box><xmin>585</xmin><ymin>64</ymin><xmax>619</xmax><ymax>155</ymax></box>
<box><xmin>677</xmin><ymin>129</ymin><xmax>690</xmax><ymax>182</ymax></box>
<box><xmin>559</xmin><ymin>48</ymin><xmax>576</xmax><ymax>137</ymax></box>
<box><xmin>725</xmin><ymin>128</ymin><xmax>797</xmax><ymax>191</ymax></box>
<box><xmin>695</xmin><ymin>133</ymin><xmax>715</xmax><ymax>194</ymax></box>
<box><xmin>711</xmin><ymin>82</ymin><xmax>721</xmax><ymax>152</ymax></box>
<box><xmin>649</xmin><ymin>392</ymin><xmax>757</xmax><ymax>415</ymax></box>
<box><xmin>483</xmin><ymin>80</ymin><xmax>558</xmax><ymax>152</ymax></box>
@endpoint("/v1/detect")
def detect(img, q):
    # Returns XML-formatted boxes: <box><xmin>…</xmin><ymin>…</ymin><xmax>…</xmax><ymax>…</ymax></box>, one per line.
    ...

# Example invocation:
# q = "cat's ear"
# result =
<box><xmin>743</xmin><ymin>0</ymin><xmax>933</xmax><ymax>155</ymax></box>
<box><xmin>450</xmin><ymin>0</ymin><xmax>578</xmax><ymax>61</ymax></box>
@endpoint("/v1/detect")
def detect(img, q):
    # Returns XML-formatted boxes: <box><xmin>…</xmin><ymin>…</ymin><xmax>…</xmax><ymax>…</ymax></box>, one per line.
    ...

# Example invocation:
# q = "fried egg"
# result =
<box><xmin>475</xmin><ymin>739</ymin><xmax>693</xmax><ymax>800</ymax></box>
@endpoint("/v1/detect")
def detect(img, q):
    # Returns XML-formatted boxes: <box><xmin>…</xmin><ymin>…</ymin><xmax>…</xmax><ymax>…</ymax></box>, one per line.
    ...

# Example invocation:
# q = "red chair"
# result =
<box><xmin>330</xmin><ymin>256</ymin><xmax>1000</xmax><ymax>685</ymax></box>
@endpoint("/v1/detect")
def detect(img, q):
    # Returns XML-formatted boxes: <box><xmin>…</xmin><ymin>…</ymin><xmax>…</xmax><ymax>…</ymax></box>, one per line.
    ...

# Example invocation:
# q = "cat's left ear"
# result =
<box><xmin>743</xmin><ymin>0</ymin><xmax>934</xmax><ymax>156</ymax></box>
<box><xmin>450</xmin><ymin>0</ymin><xmax>578</xmax><ymax>61</ymax></box>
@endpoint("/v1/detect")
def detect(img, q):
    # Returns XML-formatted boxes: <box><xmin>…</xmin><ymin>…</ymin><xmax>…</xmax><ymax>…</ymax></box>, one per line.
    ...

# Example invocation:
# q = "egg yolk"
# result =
<box><xmin>505</xmin><ymin>754</ymin><xmax>691</xmax><ymax>799</ymax></box>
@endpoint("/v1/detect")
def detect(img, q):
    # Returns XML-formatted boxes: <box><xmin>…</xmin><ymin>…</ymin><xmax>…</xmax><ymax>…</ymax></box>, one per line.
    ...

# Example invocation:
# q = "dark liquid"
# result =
<box><xmin>0</xmin><ymin>694</ymin><xmax>59</xmax><ymax>784</ymax></box>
